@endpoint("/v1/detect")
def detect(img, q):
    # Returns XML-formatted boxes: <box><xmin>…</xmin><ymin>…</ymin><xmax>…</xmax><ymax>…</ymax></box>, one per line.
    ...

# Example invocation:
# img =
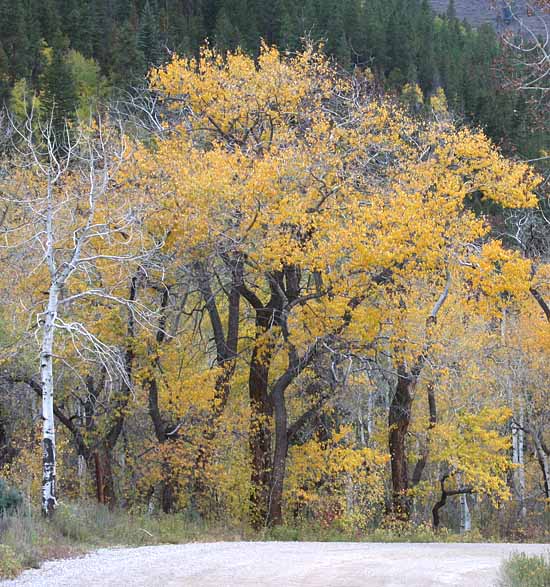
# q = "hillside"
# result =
<box><xmin>430</xmin><ymin>0</ymin><xmax>550</xmax><ymax>35</ymax></box>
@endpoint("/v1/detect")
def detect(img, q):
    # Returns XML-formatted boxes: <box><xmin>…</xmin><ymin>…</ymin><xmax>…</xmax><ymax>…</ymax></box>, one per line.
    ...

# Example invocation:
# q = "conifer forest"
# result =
<box><xmin>0</xmin><ymin>1</ymin><xmax>548</xmax><ymax>567</ymax></box>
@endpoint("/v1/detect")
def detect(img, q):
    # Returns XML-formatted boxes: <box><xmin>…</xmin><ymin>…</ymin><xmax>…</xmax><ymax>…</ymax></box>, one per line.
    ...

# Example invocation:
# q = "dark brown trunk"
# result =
<box><xmin>93</xmin><ymin>446</ymin><xmax>115</xmax><ymax>508</ymax></box>
<box><xmin>249</xmin><ymin>335</ymin><xmax>273</xmax><ymax>529</ymax></box>
<box><xmin>388</xmin><ymin>366</ymin><xmax>414</xmax><ymax>519</ymax></box>
<box><xmin>432</xmin><ymin>474</ymin><xmax>473</xmax><ymax>530</ymax></box>
<box><xmin>160</xmin><ymin>457</ymin><xmax>178</xmax><ymax>514</ymax></box>
<box><xmin>267</xmin><ymin>387</ymin><xmax>288</xmax><ymax>526</ymax></box>
<box><xmin>432</xmin><ymin>487</ymin><xmax>446</xmax><ymax>530</ymax></box>
<box><xmin>411</xmin><ymin>381</ymin><xmax>437</xmax><ymax>487</ymax></box>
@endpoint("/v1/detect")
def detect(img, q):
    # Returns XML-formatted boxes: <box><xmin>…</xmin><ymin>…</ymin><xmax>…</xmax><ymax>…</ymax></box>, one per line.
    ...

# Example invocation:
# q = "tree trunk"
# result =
<box><xmin>249</xmin><ymin>335</ymin><xmax>273</xmax><ymax>529</ymax></box>
<box><xmin>460</xmin><ymin>492</ymin><xmax>471</xmax><ymax>533</ymax></box>
<box><xmin>533</xmin><ymin>432</ymin><xmax>550</xmax><ymax>501</ymax></box>
<box><xmin>512</xmin><ymin>407</ymin><xmax>527</xmax><ymax>519</ymax></box>
<box><xmin>432</xmin><ymin>486</ymin><xmax>447</xmax><ymax>530</ymax></box>
<box><xmin>93</xmin><ymin>445</ymin><xmax>116</xmax><ymax>508</ymax></box>
<box><xmin>411</xmin><ymin>381</ymin><xmax>437</xmax><ymax>487</ymax></box>
<box><xmin>388</xmin><ymin>366</ymin><xmax>414</xmax><ymax>519</ymax></box>
<box><xmin>160</xmin><ymin>458</ymin><xmax>178</xmax><ymax>514</ymax></box>
<box><xmin>432</xmin><ymin>474</ymin><xmax>473</xmax><ymax>530</ymax></box>
<box><xmin>40</xmin><ymin>283</ymin><xmax>59</xmax><ymax>517</ymax></box>
<box><xmin>267</xmin><ymin>387</ymin><xmax>288</xmax><ymax>526</ymax></box>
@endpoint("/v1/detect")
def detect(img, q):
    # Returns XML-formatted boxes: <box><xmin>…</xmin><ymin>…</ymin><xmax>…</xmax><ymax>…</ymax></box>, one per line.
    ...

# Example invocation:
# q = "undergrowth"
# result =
<box><xmin>1</xmin><ymin>501</ymin><xmax>547</xmax><ymax>580</ymax></box>
<box><xmin>498</xmin><ymin>552</ymin><xmax>550</xmax><ymax>587</ymax></box>
<box><xmin>0</xmin><ymin>502</ymin><xmax>246</xmax><ymax>579</ymax></box>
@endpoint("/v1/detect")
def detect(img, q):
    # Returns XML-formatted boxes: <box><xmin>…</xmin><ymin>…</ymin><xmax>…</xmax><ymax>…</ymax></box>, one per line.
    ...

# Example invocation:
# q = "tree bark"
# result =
<box><xmin>267</xmin><ymin>386</ymin><xmax>288</xmax><ymax>526</ymax></box>
<box><xmin>411</xmin><ymin>381</ymin><xmax>437</xmax><ymax>487</ymax></box>
<box><xmin>533</xmin><ymin>431</ymin><xmax>550</xmax><ymax>500</ymax></box>
<box><xmin>389</xmin><ymin>270</ymin><xmax>450</xmax><ymax>520</ymax></box>
<box><xmin>41</xmin><ymin>282</ymin><xmax>60</xmax><ymax>517</ymax></box>
<box><xmin>388</xmin><ymin>365</ymin><xmax>414</xmax><ymax>519</ymax></box>
<box><xmin>432</xmin><ymin>474</ymin><xmax>473</xmax><ymax>530</ymax></box>
<box><xmin>93</xmin><ymin>445</ymin><xmax>116</xmax><ymax>508</ymax></box>
<box><xmin>248</xmin><ymin>317</ymin><xmax>274</xmax><ymax>529</ymax></box>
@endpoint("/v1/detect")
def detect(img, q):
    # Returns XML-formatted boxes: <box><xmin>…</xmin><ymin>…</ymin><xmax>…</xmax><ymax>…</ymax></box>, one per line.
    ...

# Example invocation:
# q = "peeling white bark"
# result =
<box><xmin>517</xmin><ymin>407</ymin><xmax>527</xmax><ymax>520</ymax></box>
<box><xmin>460</xmin><ymin>493</ymin><xmax>471</xmax><ymax>533</ymax></box>
<box><xmin>41</xmin><ymin>282</ymin><xmax>59</xmax><ymax>516</ymax></box>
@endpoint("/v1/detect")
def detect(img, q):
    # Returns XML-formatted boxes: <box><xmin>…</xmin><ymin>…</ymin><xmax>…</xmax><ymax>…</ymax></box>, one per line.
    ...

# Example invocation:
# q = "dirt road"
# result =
<box><xmin>2</xmin><ymin>541</ymin><xmax>548</xmax><ymax>586</ymax></box>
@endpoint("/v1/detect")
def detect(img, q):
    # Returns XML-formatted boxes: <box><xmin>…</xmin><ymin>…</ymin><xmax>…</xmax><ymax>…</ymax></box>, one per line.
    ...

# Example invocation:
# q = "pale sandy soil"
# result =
<box><xmin>2</xmin><ymin>541</ymin><xmax>549</xmax><ymax>587</ymax></box>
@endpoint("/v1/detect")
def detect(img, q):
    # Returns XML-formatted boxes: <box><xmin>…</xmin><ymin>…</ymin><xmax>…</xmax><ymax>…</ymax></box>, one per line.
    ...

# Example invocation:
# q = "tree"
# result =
<box><xmin>123</xmin><ymin>44</ymin><xmax>539</xmax><ymax>528</ymax></box>
<box><xmin>0</xmin><ymin>114</ymin><xmax>159</xmax><ymax>515</ymax></box>
<box><xmin>138</xmin><ymin>1</ymin><xmax>163</xmax><ymax>68</ymax></box>
<box><xmin>40</xmin><ymin>34</ymin><xmax>78</xmax><ymax>146</ymax></box>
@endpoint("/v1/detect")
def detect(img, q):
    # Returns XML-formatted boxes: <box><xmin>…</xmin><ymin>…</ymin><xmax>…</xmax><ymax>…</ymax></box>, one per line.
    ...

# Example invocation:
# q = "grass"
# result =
<box><xmin>498</xmin><ymin>552</ymin><xmax>550</xmax><ymax>587</ymax></box>
<box><xmin>262</xmin><ymin>518</ymin><xmax>489</xmax><ymax>543</ymax></box>
<box><xmin>0</xmin><ymin>501</ymin><xmax>247</xmax><ymax>579</ymax></box>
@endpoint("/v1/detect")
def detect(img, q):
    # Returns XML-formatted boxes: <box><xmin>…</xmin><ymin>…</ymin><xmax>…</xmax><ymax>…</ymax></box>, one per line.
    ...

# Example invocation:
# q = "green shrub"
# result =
<box><xmin>499</xmin><ymin>552</ymin><xmax>550</xmax><ymax>587</ymax></box>
<box><xmin>266</xmin><ymin>525</ymin><xmax>301</xmax><ymax>541</ymax></box>
<box><xmin>0</xmin><ymin>479</ymin><xmax>22</xmax><ymax>515</ymax></box>
<box><xmin>53</xmin><ymin>502</ymin><xmax>93</xmax><ymax>542</ymax></box>
<box><xmin>0</xmin><ymin>544</ymin><xmax>22</xmax><ymax>579</ymax></box>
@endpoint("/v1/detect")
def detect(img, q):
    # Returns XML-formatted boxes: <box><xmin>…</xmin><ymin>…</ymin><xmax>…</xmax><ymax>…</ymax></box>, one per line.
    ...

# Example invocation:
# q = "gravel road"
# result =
<box><xmin>2</xmin><ymin>541</ymin><xmax>548</xmax><ymax>587</ymax></box>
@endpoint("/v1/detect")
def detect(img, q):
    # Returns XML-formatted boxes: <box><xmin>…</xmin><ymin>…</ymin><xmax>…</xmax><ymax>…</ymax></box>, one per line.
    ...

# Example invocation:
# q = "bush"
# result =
<box><xmin>499</xmin><ymin>552</ymin><xmax>550</xmax><ymax>587</ymax></box>
<box><xmin>0</xmin><ymin>544</ymin><xmax>22</xmax><ymax>579</ymax></box>
<box><xmin>54</xmin><ymin>502</ymin><xmax>93</xmax><ymax>542</ymax></box>
<box><xmin>0</xmin><ymin>478</ymin><xmax>22</xmax><ymax>515</ymax></box>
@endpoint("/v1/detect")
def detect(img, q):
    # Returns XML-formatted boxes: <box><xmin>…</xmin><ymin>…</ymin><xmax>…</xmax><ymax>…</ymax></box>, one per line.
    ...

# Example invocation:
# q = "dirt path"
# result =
<box><xmin>2</xmin><ymin>542</ymin><xmax>548</xmax><ymax>586</ymax></box>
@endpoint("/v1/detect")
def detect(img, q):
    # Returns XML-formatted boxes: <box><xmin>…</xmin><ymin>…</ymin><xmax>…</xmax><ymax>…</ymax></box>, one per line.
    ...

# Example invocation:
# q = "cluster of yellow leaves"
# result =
<box><xmin>431</xmin><ymin>408</ymin><xmax>512</xmax><ymax>503</ymax></box>
<box><xmin>286</xmin><ymin>426</ymin><xmax>388</xmax><ymax>528</ymax></box>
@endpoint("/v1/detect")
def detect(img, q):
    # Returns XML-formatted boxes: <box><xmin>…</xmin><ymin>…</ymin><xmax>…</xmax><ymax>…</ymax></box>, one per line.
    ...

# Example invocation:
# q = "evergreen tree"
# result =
<box><xmin>0</xmin><ymin>42</ymin><xmax>10</xmax><ymax>104</ymax></box>
<box><xmin>417</xmin><ymin>0</ymin><xmax>437</xmax><ymax>91</ymax></box>
<box><xmin>277</xmin><ymin>0</ymin><xmax>301</xmax><ymax>51</ymax></box>
<box><xmin>361</xmin><ymin>0</ymin><xmax>390</xmax><ymax>73</ymax></box>
<box><xmin>112</xmin><ymin>20</ymin><xmax>146</xmax><ymax>87</ymax></box>
<box><xmin>138</xmin><ymin>0</ymin><xmax>164</xmax><ymax>66</ymax></box>
<box><xmin>38</xmin><ymin>0</ymin><xmax>61</xmax><ymax>43</ymax></box>
<box><xmin>0</xmin><ymin>0</ymin><xmax>31</xmax><ymax>81</ymax></box>
<box><xmin>214</xmin><ymin>6</ymin><xmax>240</xmax><ymax>51</ymax></box>
<box><xmin>41</xmin><ymin>33</ymin><xmax>78</xmax><ymax>144</ymax></box>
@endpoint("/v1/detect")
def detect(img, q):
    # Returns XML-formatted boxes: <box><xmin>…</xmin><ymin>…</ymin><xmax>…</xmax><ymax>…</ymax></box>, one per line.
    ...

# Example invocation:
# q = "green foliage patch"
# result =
<box><xmin>499</xmin><ymin>552</ymin><xmax>550</xmax><ymax>587</ymax></box>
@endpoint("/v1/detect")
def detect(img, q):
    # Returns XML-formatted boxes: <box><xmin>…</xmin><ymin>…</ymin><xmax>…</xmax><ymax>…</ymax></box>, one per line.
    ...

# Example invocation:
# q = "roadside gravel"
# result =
<box><xmin>1</xmin><ymin>541</ymin><xmax>548</xmax><ymax>586</ymax></box>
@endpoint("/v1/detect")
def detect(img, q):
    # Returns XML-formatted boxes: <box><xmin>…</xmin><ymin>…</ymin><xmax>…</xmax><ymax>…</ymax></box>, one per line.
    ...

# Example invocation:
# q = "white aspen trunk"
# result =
<box><xmin>367</xmin><ymin>391</ymin><xmax>374</xmax><ymax>445</ymax></box>
<box><xmin>358</xmin><ymin>404</ymin><xmax>366</xmax><ymax>447</ymax></box>
<box><xmin>517</xmin><ymin>407</ymin><xmax>527</xmax><ymax>519</ymax></box>
<box><xmin>41</xmin><ymin>282</ymin><xmax>59</xmax><ymax>516</ymax></box>
<box><xmin>501</xmin><ymin>310</ymin><xmax>527</xmax><ymax>519</ymax></box>
<box><xmin>460</xmin><ymin>493</ymin><xmax>471</xmax><ymax>533</ymax></box>
<box><xmin>458</xmin><ymin>472</ymin><xmax>471</xmax><ymax>533</ymax></box>
<box><xmin>78</xmin><ymin>455</ymin><xmax>87</xmax><ymax>499</ymax></box>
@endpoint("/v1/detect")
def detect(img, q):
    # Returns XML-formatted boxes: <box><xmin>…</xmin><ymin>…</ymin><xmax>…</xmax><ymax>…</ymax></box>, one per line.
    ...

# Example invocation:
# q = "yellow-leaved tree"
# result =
<box><xmin>118</xmin><ymin>44</ymin><xmax>539</xmax><ymax>527</ymax></box>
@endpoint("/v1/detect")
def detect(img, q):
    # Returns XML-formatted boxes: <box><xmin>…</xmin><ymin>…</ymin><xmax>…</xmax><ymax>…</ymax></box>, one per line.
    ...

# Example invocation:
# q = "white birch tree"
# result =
<box><xmin>0</xmin><ymin>112</ymin><xmax>161</xmax><ymax>516</ymax></box>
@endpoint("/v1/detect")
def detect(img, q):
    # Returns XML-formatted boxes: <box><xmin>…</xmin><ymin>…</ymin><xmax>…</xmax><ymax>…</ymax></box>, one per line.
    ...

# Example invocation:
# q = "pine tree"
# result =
<box><xmin>277</xmin><ymin>0</ymin><xmax>301</xmax><ymax>50</ymax></box>
<box><xmin>41</xmin><ymin>33</ymin><xmax>78</xmax><ymax>144</ymax></box>
<box><xmin>38</xmin><ymin>0</ymin><xmax>61</xmax><ymax>43</ymax></box>
<box><xmin>0</xmin><ymin>0</ymin><xmax>31</xmax><ymax>81</ymax></box>
<box><xmin>417</xmin><ymin>0</ymin><xmax>437</xmax><ymax>92</ymax></box>
<box><xmin>112</xmin><ymin>20</ymin><xmax>146</xmax><ymax>87</ymax></box>
<box><xmin>214</xmin><ymin>7</ymin><xmax>240</xmax><ymax>51</ymax></box>
<box><xmin>138</xmin><ymin>0</ymin><xmax>164</xmax><ymax>67</ymax></box>
<box><xmin>0</xmin><ymin>42</ymin><xmax>10</xmax><ymax>104</ymax></box>
<box><xmin>362</xmin><ymin>0</ymin><xmax>390</xmax><ymax>73</ymax></box>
